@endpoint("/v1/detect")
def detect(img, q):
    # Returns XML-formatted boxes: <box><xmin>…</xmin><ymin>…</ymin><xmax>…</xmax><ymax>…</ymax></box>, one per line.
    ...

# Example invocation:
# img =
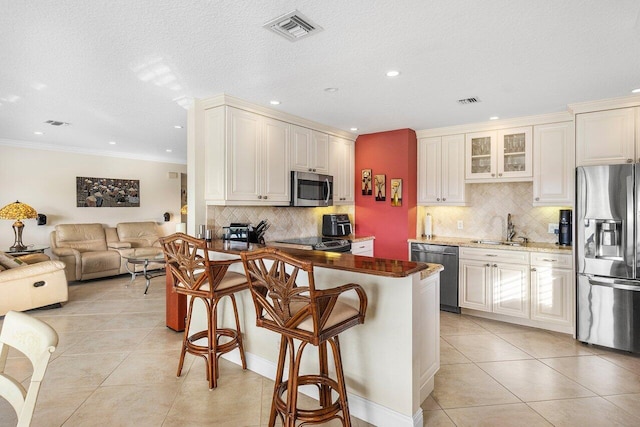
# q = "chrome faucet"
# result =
<box><xmin>506</xmin><ymin>213</ymin><xmax>516</xmax><ymax>242</ymax></box>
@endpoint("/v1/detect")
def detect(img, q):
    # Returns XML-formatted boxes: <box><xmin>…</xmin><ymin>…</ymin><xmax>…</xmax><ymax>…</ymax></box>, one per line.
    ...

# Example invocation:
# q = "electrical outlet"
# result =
<box><xmin>548</xmin><ymin>223</ymin><xmax>559</xmax><ymax>234</ymax></box>
<box><xmin>457</xmin><ymin>220</ymin><xmax>464</xmax><ymax>230</ymax></box>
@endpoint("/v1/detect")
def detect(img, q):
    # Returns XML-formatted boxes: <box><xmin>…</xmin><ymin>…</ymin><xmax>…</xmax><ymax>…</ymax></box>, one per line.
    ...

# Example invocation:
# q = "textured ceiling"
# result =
<box><xmin>1</xmin><ymin>0</ymin><xmax>639</xmax><ymax>163</ymax></box>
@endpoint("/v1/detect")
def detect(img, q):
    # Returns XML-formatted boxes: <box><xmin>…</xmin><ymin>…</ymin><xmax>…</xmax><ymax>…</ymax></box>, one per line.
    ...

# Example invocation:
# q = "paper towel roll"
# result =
<box><xmin>424</xmin><ymin>214</ymin><xmax>433</xmax><ymax>239</ymax></box>
<box><xmin>176</xmin><ymin>223</ymin><xmax>186</xmax><ymax>233</ymax></box>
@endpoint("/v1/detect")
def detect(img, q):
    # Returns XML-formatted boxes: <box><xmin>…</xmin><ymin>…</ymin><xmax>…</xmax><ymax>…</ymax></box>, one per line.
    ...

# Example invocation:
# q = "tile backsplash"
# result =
<box><xmin>207</xmin><ymin>182</ymin><xmax>570</xmax><ymax>245</ymax></box>
<box><xmin>417</xmin><ymin>182</ymin><xmax>572</xmax><ymax>244</ymax></box>
<box><xmin>206</xmin><ymin>205</ymin><xmax>355</xmax><ymax>241</ymax></box>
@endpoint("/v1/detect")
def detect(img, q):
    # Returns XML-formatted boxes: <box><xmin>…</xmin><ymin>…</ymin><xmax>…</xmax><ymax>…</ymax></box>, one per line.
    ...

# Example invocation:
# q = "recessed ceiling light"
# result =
<box><xmin>632</xmin><ymin>88</ymin><xmax>640</xmax><ymax>93</ymax></box>
<box><xmin>350</xmin><ymin>127</ymin><xmax>358</xmax><ymax>131</ymax></box>
<box><xmin>386</xmin><ymin>70</ymin><xmax>400</xmax><ymax>77</ymax></box>
<box><xmin>173</xmin><ymin>125</ymin><xmax>183</xmax><ymax>129</ymax></box>
<box><xmin>108</xmin><ymin>141</ymin><xmax>116</xmax><ymax>145</ymax></box>
<box><xmin>166</xmin><ymin>149</ymin><xmax>173</xmax><ymax>153</ymax></box>
<box><xmin>270</xmin><ymin>100</ymin><xmax>281</xmax><ymax>105</ymax></box>
<box><xmin>324</xmin><ymin>87</ymin><xmax>338</xmax><ymax>93</ymax></box>
<box><xmin>34</xmin><ymin>131</ymin><xmax>44</xmax><ymax>135</ymax></box>
<box><xmin>489</xmin><ymin>116</ymin><xmax>499</xmax><ymax>120</ymax></box>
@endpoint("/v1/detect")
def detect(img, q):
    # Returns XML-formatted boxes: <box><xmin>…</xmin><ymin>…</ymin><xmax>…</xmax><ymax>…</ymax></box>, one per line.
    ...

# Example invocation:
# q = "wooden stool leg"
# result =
<box><xmin>270</xmin><ymin>336</ymin><xmax>289</xmax><ymax>427</ymax></box>
<box><xmin>330</xmin><ymin>335</ymin><xmax>351</xmax><ymax>427</ymax></box>
<box><xmin>209</xmin><ymin>298</ymin><xmax>218</xmax><ymax>389</ymax></box>
<box><xmin>318</xmin><ymin>341</ymin><xmax>331</xmax><ymax>407</ymax></box>
<box><xmin>230</xmin><ymin>294</ymin><xmax>247</xmax><ymax>369</ymax></box>
<box><xmin>208</xmin><ymin>298</ymin><xmax>218</xmax><ymax>389</ymax></box>
<box><xmin>177</xmin><ymin>296</ymin><xmax>195</xmax><ymax>377</ymax></box>
<box><xmin>287</xmin><ymin>340</ymin><xmax>307</xmax><ymax>427</ymax></box>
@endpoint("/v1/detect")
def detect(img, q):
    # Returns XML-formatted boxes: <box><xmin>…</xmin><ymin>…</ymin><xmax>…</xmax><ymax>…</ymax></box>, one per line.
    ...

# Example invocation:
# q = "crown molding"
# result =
<box><xmin>568</xmin><ymin>94</ymin><xmax>640</xmax><ymax>115</ymax></box>
<box><xmin>0</xmin><ymin>138</ymin><xmax>186</xmax><ymax>165</ymax></box>
<box><xmin>415</xmin><ymin>111</ymin><xmax>573</xmax><ymax>138</ymax></box>
<box><xmin>196</xmin><ymin>93</ymin><xmax>357</xmax><ymax>140</ymax></box>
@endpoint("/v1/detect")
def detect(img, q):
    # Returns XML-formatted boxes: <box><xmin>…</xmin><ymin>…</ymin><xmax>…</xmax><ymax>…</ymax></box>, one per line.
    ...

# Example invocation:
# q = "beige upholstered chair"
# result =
<box><xmin>0</xmin><ymin>253</ymin><xmax>68</xmax><ymax>316</ymax></box>
<box><xmin>240</xmin><ymin>248</ymin><xmax>367</xmax><ymax>427</ymax></box>
<box><xmin>0</xmin><ymin>311</ymin><xmax>58</xmax><ymax>427</ymax></box>
<box><xmin>50</xmin><ymin>223</ymin><xmax>121</xmax><ymax>281</ymax></box>
<box><xmin>159</xmin><ymin>233</ymin><xmax>248</xmax><ymax>389</ymax></box>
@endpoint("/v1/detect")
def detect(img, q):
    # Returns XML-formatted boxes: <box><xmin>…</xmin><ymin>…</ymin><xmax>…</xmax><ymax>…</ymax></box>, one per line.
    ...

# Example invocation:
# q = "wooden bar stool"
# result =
<box><xmin>240</xmin><ymin>248</ymin><xmax>367</xmax><ymax>427</ymax></box>
<box><xmin>160</xmin><ymin>233</ymin><xmax>248</xmax><ymax>389</ymax></box>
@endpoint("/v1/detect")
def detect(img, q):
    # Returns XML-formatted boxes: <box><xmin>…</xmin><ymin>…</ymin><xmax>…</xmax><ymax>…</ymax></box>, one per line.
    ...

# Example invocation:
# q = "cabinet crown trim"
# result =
<box><xmin>198</xmin><ymin>94</ymin><xmax>356</xmax><ymax>140</ymax></box>
<box><xmin>416</xmin><ymin>112</ymin><xmax>572</xmax><ymax>138</ymax></box>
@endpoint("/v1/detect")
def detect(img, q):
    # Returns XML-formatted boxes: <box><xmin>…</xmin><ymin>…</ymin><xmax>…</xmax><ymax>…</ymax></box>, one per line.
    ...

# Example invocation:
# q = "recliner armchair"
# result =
<box><xmin>0</xmin><ymin>254</ymin><xmax>68</xmax><ymax>315</ymax></box>
<box><xmin>50</xmin><ymin>223</ymin><xmax>122</xmax><ymax>281</ymax></box>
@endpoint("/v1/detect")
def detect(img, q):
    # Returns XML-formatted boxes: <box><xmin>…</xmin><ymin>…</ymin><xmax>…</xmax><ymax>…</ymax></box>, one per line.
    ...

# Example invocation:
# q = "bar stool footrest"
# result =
<box><xmin>185</xmin><ymin>328</ymin><xmax>242</xmax><ymax>357</ymax></box>
<box><xmin>274</xmin><ymin>374</ymin><xmax>345</xmax><ymax>423</ymax></box>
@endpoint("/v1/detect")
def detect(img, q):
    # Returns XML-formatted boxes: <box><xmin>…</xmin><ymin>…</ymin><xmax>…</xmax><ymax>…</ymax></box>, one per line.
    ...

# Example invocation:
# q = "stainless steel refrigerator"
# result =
<box><xmin>576</xmin><ymin>164</ymin><xmax>640</xmax><ymax>353</ymax></box>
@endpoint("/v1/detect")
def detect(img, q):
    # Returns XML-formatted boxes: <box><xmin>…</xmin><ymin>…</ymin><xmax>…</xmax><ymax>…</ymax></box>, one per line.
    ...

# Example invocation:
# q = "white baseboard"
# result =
<box><xmin>222</xmin><ymin>351</ymin><xmax>421</xmax><ymax>427</ymax></box>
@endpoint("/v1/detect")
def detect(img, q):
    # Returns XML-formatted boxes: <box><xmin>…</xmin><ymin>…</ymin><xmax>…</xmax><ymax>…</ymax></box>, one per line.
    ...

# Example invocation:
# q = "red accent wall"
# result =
<box><xmin>355</xmin><ymin>129</ymin><xmax>417</xmax><ymax>260</ymax></box>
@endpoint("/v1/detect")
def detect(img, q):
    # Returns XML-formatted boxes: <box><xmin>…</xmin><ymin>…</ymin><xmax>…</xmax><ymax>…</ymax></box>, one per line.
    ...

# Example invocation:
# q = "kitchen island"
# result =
<box><xmin>172</xmin><ymin>241</ymin><xmax>442</xmax><ymax>427</ymax></box>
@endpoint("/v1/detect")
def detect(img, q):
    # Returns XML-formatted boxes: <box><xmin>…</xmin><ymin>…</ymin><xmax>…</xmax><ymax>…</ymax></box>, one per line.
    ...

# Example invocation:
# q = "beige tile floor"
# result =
<box><xmin>1</xmin><ymin>275</ymin><xmax>640</xmax><ymax>426</ymax></box>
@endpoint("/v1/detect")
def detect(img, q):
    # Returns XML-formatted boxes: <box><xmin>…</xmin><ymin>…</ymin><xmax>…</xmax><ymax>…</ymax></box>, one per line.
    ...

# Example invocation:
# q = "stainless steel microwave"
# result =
<box><xmin>290</xmin><ymin>171</ymin><xmax>333</xmax><ymax>207</ymax></box>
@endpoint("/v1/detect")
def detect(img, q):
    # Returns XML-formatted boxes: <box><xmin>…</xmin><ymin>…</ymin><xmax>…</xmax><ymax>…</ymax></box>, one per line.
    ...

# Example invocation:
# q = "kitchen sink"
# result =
<box><xmin>471</xmin><ymin>239</ymin><xmax>523</xmax><ymax>247</ymax></box>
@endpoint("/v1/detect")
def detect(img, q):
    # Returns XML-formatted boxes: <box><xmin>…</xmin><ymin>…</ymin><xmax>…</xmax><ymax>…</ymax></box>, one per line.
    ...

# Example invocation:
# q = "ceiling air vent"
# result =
<box><xmin>44</xmin><ymin>120</ymin><xmax>70</xmax><ymax>126</ymax></box>
<box><xmin>457</xmin><ymin>97</ymin><xmax>481</xmax><ymax>105</ymax></box>
<box><xmin>264</xmin><ymin>10</ymin><xmax>323</xmax><ymax>42</ymax></box>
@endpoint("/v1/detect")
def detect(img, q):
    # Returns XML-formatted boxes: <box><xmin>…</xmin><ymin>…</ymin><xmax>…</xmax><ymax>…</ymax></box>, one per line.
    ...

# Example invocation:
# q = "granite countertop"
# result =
<box><xmin>206</xmin><ymin>239</ymin><xmax>441</xmax><ymax>278</ymax></box>
<box><xmin>408</xmin><ymin>236</ymin><xmax>572</xmax><ymax>254</ymax></box>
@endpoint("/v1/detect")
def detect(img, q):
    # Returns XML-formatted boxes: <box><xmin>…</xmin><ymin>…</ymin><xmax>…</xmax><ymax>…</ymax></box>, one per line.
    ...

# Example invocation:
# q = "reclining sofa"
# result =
<box><xmin>50</xmin><ymin>222</ymin><xmax>164</xmax><ymax>281</ymax></box>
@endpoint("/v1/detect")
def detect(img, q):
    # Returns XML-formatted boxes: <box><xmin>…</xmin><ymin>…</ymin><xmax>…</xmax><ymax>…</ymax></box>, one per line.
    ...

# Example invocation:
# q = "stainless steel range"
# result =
<box><xmin>273</xmin><ymin>237</ymin><xmax>351</xmax><ymax>253</ymax></box>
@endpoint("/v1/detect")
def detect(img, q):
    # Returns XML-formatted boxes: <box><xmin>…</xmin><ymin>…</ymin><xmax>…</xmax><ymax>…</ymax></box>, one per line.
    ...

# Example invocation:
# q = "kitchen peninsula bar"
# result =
<box><xmin>166</xmin><ymin>241</ymin><xmax>442</xmax><ymax>427</ymax></box>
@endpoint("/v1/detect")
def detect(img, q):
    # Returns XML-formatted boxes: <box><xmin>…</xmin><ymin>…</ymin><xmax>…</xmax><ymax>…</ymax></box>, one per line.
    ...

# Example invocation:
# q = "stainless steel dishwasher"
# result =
<box><xmin>410</xmin><ymin>243</ymin><xmax>459</xmax><ymax>313</ymax></box>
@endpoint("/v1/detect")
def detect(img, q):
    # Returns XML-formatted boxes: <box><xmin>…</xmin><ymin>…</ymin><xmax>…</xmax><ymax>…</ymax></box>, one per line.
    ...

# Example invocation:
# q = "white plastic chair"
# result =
<box><xmin>0</xmin><ymin>311</ymin><xmax>58</xmax><ymax>427</ymax></box>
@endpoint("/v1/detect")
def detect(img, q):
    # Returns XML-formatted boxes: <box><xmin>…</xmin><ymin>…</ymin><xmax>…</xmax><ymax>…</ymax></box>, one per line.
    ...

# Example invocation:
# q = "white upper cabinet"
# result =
<box><xmin>533</xmin><ymin>121</ymin><xmax>575</xmax><ymax>206</ymax></box>
<box><xmin>329</xmin><ymin>136</ymin><xmax>355</xmax><ymax>205</ymax></box>
<box><xmin>576</xmin><ymin>107</ymin><xmax>638</xmax><ymax>166</ymax></box>
<box><xmin>418</xmin><ymin>134</ymin><xmax>466</xmax><ymax>205</ymax></box>
<box><xmin>205</xmin><ymin>106</ymin><xmax>290</xmax><ymax>205</ymax></box>
<box><xmin>290</xmin><ymin>125</ymin><xmax>329</xmax><ymax>174</ymax></box>
<box><xmin>465</xmin><ymin>127</ymin><xmax>532</xmax><ymax>182</ymax></box>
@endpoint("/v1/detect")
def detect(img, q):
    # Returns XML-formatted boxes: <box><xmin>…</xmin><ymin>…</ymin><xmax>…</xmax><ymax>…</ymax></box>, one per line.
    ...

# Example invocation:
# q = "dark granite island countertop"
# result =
<box><xmin>205</xmin><ymin>239</ymin><xmax>441</xmax><ymax>278</ymax></box>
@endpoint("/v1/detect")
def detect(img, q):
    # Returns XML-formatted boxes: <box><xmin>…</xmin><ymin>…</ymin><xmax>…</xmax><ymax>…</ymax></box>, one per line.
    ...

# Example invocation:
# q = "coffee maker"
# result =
<box><xmin>559</xmin><ymin>209</ymin><xmax>572</xmax><ymax>246</ymax></box>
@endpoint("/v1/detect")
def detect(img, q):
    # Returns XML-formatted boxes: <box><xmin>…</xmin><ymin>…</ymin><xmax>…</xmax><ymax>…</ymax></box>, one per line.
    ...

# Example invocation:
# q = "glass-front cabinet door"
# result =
<box><xmin>498</xmin><ymin>127</ymin><xmax>532</xmax><ymax>179</ymax></box>
<box><xmin>465</xmin><ymin>131</ymin><xmax>496</xmax><ymax>180</ymax></box>
<box><xmin>465</xmin><ymin>127</ymin><xmax>532</xmax><ymax>181</ymax></box>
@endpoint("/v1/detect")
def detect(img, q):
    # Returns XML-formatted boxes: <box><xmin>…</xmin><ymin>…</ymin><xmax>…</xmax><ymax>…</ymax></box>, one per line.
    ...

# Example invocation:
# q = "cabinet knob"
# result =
<box><xmin>493</xmin><ymin>264</ymin><xmax>497</xmax><ymax>267</ymax></box>
<box><xmin>498</xmin><ymin>173</ymin><xmax>502</xmax><ymax>177</ymax></box>
<box><xmin>491</xmin><ymin>173</ymin><xmax>495</xmax><ymax>177</ymax></box>
<box><xmin>531</xmin><ymin>268</ymin><xmax>537</xmax><ymax>272</ymax></box>
<box><xmin>257</xmin><ymin>195</ymin><xmax>262</xmax><ymax>199</ymax></box>
<box><xmin>442</xmin><ymin>198</ymin><xmax>446</xmax><ymax>201</ymax></box>
<box><xmin>535</xmin><ymin>197</ymin><xmax>540</xmax><ymax>201</ymax></box>
<box><xmin>436</xmin><ymin>198</ymin><xmax>441</xmax><ymax>201</ymax></box>
<box><xmin>627</xmin><ymin>159</ymin><xmax>633</xmax><ymax>163</ymax></box>
<box><xmin>485</xmin><ymin>263</ymin><xmax>491</xmax><ymax>267</ymax></box>
<box><xmin>263</xmin><ymin>196</ymin><xmax>268</xmax><ymax>200</ymax></box>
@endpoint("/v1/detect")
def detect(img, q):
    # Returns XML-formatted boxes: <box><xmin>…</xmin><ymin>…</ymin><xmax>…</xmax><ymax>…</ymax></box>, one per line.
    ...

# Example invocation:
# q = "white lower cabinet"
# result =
<box><xmin>459</xmin><ymin>247</ymin><xmax>573</xmax><ymax>330</ymax></box>
<box><xmin>459</xmin><ymin>248</ymin><xmax>529</xmax><ymax>318</ymax></box>
<box><xmin>459</xmin><ymin>259</ymin><xmax>492</xmax><ymax>311</ymax></box>
<box><xmin>530</xmin><ymin>252</ymin><xmax>573</xmax><ymax>326</ymax></box>
<box><xmin>350</xmin><ymin>239</ymin><xmax>374</xmax><ymax>257</ymax></box>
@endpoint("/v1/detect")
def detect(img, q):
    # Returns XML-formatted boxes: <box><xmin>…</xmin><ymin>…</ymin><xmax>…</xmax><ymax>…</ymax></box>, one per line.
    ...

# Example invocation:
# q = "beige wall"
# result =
<box><xmin>417</xmin><ymin>182</ymin><xmax>572</xmax><ymax>244</ymax></box>
<box><xmin>0</xmin><ymin>145</ymin><xmax>186</xmax><ymax>252</ymax></box>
